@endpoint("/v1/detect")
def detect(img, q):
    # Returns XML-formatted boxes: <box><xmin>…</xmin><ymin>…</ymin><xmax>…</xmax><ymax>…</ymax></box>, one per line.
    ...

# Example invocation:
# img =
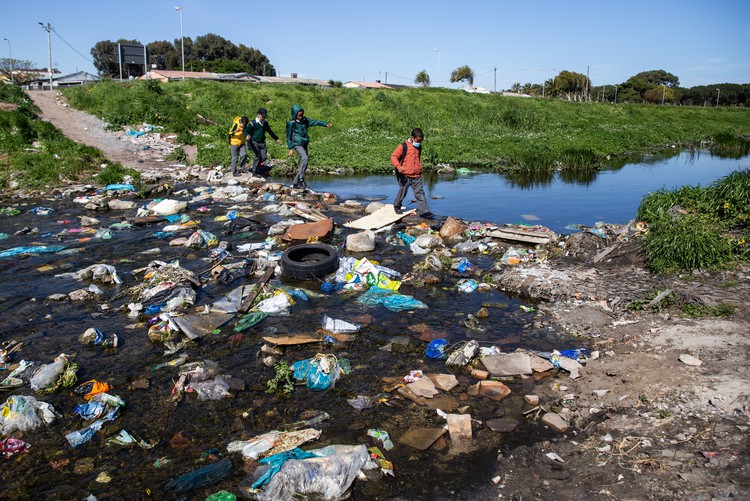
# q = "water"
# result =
<box><xmin>310</xmin><ymin>150</ymin><xmax>747</xmax><ymax>233</ymax></box>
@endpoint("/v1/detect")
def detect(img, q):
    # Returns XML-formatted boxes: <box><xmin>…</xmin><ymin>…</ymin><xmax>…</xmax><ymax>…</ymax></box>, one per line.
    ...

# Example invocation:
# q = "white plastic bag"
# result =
<box><xmin>30</xmin><ymin>354</ymin><xmax>67</xmax><ymax>391</ymax></box>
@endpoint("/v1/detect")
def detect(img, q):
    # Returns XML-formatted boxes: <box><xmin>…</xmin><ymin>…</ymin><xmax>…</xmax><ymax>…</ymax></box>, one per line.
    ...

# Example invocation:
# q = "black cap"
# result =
<box><xmin>257</xmin><ymin>108</ymin><xmax>268</xmax><ymax>117</ymax></box>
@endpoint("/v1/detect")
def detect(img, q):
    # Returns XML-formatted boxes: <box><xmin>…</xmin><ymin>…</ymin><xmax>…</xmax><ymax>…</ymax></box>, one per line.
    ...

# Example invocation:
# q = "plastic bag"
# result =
<box><xmin>0</xmin><ymin>395</ymin><xmax>58</xmax><ymax>435</ymax></box>
<box><xmin>425</xmin><ymin>339</ymin><xmax>448</xmax><ymax>359</ymax></box>
<box><xmin>187</xmin><ymin>376</ymin><xmax>231</xmax><ymax>400</ymax></box>
<box><xmin>252</xmin><ymin>444</ymin><xmax>372</xmax><ymax>501</ymax></box>
<box><xmin>292</xmin><ymin>355</ymin><xmax>341</xmax><ymax>391</ymax></box>
<box><xmin>357</xmin><ymin>287</ymin><xmax>427</xmax><ymax>312</ymax></box>
<box><xmin>500</xmin><ymin>247</ymin><xmax>523</xmax><ymax>265</ymax></box>
<box><xmin>150</xmin><ymin>199</ymin><xmax>187</xmax><ymax>216</ymax></box>
<box><xmin>256</xmin><ymin>292</ymin><xmax>294</xmax><ymax>316</ymax></box>
<box><xmin>30</xmin><ymin>354</ymin><xmax>68</xmax><ymax>391</ymax></box>
<box><xmin>321</xmin><ymin>314</ymin><xmax>361</xmax><ymax>334</ymax></box>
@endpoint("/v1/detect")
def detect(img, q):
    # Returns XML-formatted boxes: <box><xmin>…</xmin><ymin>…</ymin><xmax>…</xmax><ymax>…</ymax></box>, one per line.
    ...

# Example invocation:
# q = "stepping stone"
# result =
<box><xmin>399</xmin><ymin>427</ymin><xmax>447</xmax><ymax>450</ymax></box>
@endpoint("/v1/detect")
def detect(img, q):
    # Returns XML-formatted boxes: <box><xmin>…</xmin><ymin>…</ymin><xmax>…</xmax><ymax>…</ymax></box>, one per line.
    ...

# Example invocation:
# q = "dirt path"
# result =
<box><xmin>26</xmin><ymin>90</ymin><xmax>184</xmax><ymax>174</ymax></box>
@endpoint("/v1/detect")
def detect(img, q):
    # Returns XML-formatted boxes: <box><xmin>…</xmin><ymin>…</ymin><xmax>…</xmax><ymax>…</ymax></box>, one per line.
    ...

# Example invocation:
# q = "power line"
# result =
<box><xmin>50</xmin><ymin>25</ymin><xmax>93</xmax><ymax>64</ymax></box>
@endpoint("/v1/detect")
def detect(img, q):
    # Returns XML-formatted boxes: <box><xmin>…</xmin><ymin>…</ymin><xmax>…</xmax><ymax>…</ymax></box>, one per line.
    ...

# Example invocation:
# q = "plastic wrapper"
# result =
<box><xmin>30</xmin><ymin>354</ymin><xmax>67</xmax><ymax>391</ymax></box>
<box><xmin>0</xmin><ymin>395</ymin><xmax>58</xmax><ymax>435</ymax></box>
<box><xmin>357</xmin><ymin>287</ymin><xmax>427</xmax><ymax>312</ymax></box>
<box><xmin>292</xmin><ymin>355</ymin><xmax>341</xmax><ymax>391</ymax></box>
<box><xmin>164</xmin><ymin>458</ymin><xmax>233</xmax><ymax>493</ymax></box>
<box><xmin>256</xmin><ymin>291</ymin><xmax>294</xmax><ymax>316</ymax></box>
<box><xmin>65</xmin><ymin>418</ymin><xmax>105</xmax><ymax>447</ymax></box>
<box><xmin>409</xmin><ymin>242</ymin><xmax>430</xmax><ymax>255</ymax></box>
<box><xmin>321</xmin><ymin>314</ymin><xmax>361</xmax><ymax>334</ymax></box>
<box><xmin>187</xmin><ymin>376</ymin><xmax>231</xmax><ymax>400</ymax></box>
<box><xmin>69</xmin><ymin>264</ymin><xmax>123</xmax><ymax>284</ymax></box>
<box><xmin>251</xmin><ymin>444</ymin><xmax>373</xmax><ymax>501</ymax></box>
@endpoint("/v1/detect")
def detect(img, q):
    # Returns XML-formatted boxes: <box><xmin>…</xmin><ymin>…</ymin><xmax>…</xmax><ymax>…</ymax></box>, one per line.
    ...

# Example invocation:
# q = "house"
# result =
<box><xmin>140</xmin><ymin>69</ymin><xmax>257</xmax><ymax>83</ymax></box>
<box><xmin>343</xmin><ymin>80</ymin><xmax>394</xmax><ymax>89</ymax></box>
<box><xmin>253</xmin><ymin>73</ymin><xmax>330</xmax><ymax>87</ymax></box>
<box><xmin>52</xmin><ymin>71</ymin><xmax>100</xmax><ymax>87</ymax></box>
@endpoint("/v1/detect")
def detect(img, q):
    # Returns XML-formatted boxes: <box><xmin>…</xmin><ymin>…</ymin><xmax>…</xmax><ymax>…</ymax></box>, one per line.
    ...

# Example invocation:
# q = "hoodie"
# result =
<box><xmin>286</xmin><ymin>104</ymin><xmax>329</xmax><ymax>148</ymax></box>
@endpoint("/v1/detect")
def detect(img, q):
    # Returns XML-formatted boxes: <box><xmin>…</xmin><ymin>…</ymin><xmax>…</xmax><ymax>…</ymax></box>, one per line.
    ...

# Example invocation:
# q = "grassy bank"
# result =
<box><xmin>637</xmin><ymin>169</ymin><xmax>750</xmax><ymax>274</ymax></box>
<box><xmin>63</xmin><ymin>80</ymin><xmax>750</xmax><ymax>175</ymax></box>
<box><xmin>0</xmin><ymin>85</ymin><xmax>137</xmax><ymax>190</ymax></box>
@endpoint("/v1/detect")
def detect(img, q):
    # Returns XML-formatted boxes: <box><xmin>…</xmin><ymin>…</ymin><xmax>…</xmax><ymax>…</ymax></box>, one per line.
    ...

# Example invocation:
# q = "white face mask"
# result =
<box><xmin>412</xmin><ymin>141</ymin><xmax>421</xmax><ymax>148</ymax></box>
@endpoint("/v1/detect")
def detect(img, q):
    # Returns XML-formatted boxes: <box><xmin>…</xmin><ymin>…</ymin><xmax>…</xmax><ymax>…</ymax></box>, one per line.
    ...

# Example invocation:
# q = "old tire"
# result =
<box><xmin>280</xmin><ymin>244</ymin><xmax>339</xmax><ymax>280</ymax></box>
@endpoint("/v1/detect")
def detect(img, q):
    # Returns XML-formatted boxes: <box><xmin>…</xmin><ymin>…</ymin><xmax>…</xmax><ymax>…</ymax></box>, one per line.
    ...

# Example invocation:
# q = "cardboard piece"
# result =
<box><xmin>399</xmin><ymin>427</ymin><xmax>447</xmax><ymax>451</ymax></box>
<box><xmin>282</xmin><ymin>218</ymin><xmax>333</xmax><ymax>242</ymax></box>
<box><xmin>344</xmin><ymin>204</ymin><xmax>414</xmax><ymax>230</ymax></box>
<box><xmin>262</xmin><ymin>334</ymin><xmax>321</xmax><ymax>346</ymax></box>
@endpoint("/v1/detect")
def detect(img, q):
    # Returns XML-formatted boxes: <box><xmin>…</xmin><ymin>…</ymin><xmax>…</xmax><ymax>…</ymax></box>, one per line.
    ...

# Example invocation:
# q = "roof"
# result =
<box><xmin>253</xmin><ymin>75</ymin><xmax>330</xmax><ymax>86</ymax></box>
<box><xmin>53</xmin><ymin>71</ymin><xmax>100</xmax><ymax>83</ymax></box>
<box><xmin>141</xmin><ymin>69</ymin><xmax>257</xmax><ymax>82</ymax></box>
<box><xmin>342</xmin><ymin>81</ymin><xmax>394</xmax><ymax>89</ymax></box>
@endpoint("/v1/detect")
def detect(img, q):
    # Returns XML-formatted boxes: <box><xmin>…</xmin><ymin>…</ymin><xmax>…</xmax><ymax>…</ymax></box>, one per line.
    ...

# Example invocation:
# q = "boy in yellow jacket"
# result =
<box><xmin>228</xmin><ymin>116</ymin><xmax>249</xmax><ymax>176</ymax></box>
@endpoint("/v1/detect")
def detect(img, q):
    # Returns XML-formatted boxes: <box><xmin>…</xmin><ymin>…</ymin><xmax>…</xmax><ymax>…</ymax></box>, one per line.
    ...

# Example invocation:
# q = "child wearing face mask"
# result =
<box><xmin>390</xmin><ymin>128</ymin><xmax>434</xmax><ymax>219</ymax></box>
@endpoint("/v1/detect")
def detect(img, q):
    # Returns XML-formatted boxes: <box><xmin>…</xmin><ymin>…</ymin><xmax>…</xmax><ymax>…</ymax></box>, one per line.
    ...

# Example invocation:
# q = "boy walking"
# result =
<box><xmin>286</xmin><ymin>104</ymin><xmax>332</xmax><ymax>190</ymax></box>
<box><xmin>246</xmin><ymin>108</ymin><xmax>283</xmax><ymax>176</ymax></box>
<box><xmin>391</xmin><ymin>128</ymin><xmax>434</xmax><ymax>219</ymax></box>
<box><xmin>228</xmin><ymin>116</ymin><xmax>249</xmax><ymax>176</ymax></box>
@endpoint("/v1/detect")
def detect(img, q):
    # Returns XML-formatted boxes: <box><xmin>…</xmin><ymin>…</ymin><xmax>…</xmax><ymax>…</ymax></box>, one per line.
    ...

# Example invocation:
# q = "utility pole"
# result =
<box><xmin>614</xmin><ymin>85</ymin><xmax>618</xmax><ymax>104</ymax></box>
<box><xmin>38</xmin><ymin>22</ymin><xmax>53</xmax><ymax>89</ymax></box>
<box><xmin>715</xmin><ymin>88</ymin><xmax>720</xmax><ymax>107</ymax></box>
<box><xmin>175</xmin><ymin>6</ymin><xmax>185</xmax><ymax>80</ymax></box>
<box><xmin>2</xmin><ymin>38</ymin><xmax>12</xmax><ymax>84</ymax></box>
<box><xmin>493</xmin><ymin>67</ymin><xmax>497</xmax><ymax>93</ymax></box>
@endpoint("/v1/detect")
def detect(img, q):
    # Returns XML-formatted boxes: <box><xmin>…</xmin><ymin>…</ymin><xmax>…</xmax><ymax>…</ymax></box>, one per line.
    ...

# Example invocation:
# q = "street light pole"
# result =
<box><xmin>38</xmin><ymin>22</ymin><xmax>53</xmax><ymax>89</ymax></box>
<box><xmin>174</xmin><ymin>6</ymin><xmax>185</xmax><ymax>80</ymax></box>
<box><xmin>433</xmin><ymin>48</ymin><xmax>440</xmax><ymax>86</ymax></box>
<box><xmin>715</xmin><ymin>88</ymin><xmax>720</xmax><ymax>107</ymax></box>
<box><xmin>2</xmin><ymin>38</ymin><xmax>12</xmax><ymax>84</ymax></box>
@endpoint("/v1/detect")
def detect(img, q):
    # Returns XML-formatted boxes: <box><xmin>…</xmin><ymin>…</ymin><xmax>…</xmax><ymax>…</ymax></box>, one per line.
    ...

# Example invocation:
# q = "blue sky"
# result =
<box><xmin>2</xmin><ymin>0</ymin><xmax>749</xmax><ymax>89</ymax></box>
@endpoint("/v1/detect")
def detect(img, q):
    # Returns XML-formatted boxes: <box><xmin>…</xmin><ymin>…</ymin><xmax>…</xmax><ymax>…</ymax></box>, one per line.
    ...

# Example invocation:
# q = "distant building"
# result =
<box><xmin>343</xmin><ymin>80</ymin><xmax>394</xmax><ymax>89</ymax></box>
<box><xmin>141</xmin><ymin>69</ymin><xmax>256</xmax><ymax>83</ymax></box>
<box><xmin>25</xmin><ymin>70</ymin><xmax>95</xmax><ymax>90</ymax></box>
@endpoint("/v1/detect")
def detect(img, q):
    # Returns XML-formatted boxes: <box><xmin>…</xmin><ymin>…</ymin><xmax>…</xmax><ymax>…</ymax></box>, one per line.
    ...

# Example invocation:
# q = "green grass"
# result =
<box><xmin>62</xmin><ymin>80</ymin><xmax>750</xmax><ymax>174</ymax></box>
<box><xmin>0</xmin><ymin>84</ymin><xmax>136</xmax><ymax>190</ymax></box>
<box><xmin>637</xmin><ymin>169</ymin><xmax>750</xmax><ymax>273</ymax></box>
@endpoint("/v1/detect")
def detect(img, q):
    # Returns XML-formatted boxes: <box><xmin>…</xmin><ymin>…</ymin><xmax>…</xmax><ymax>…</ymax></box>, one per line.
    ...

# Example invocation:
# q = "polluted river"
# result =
<box><xmin>0</xmin><ymin>149</ymin><xmax>745</xmax><ymax>500</ymax></box>
<box><xmin>0</xmin><ymin>174</ymin><xmax>576</xmax><ymax>499</ymax></box>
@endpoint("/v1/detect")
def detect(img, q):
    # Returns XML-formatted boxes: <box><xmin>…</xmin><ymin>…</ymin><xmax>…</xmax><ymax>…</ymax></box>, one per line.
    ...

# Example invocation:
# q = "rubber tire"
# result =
<box><xmin>280</xmin><ymin>244</ymin><xmax>339</xmax><ymax>280</ymax></box>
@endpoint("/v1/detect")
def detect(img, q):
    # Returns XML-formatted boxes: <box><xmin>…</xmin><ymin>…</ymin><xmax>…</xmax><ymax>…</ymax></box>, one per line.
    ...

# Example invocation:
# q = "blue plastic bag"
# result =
<box><xmin>425</xmin><ymin>339</ymin><xmax>448</xmax><ymax>359</ymax></box>
<box><xmin>357</xmin><ymin>286</ymin><xmax>427</xmax><ymax>311</ymax></box>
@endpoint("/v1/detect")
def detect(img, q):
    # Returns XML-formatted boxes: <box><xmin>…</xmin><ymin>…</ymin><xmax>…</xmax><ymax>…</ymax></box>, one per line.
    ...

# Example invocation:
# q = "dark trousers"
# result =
<box><xmin>394</xmin><ymin>172</ymin><xmax>430</xmax><ymax>215</ymax></box>
<box><xmin>292</xmin><ymin>145</ymin><xmax>309</xmax><ymax>185</ymax></box>
<box><xmin>249</xmin><ymin>141</ymin><xmax>268</xmax><ymax>174</ymax></box>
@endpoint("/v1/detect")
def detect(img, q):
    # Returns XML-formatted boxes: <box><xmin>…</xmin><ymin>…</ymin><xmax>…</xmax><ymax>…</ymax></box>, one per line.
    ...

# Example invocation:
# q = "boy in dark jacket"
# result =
<box><xmin>390</xmin><ymin>128</ymin><xmax>433</xmax><ymax>219</ymax></box>
<box><xmin>246</xmin><ymin>108</ymin><xmax>283</xmax><ymax>176</ymax></box>
<box><xmin>286</xmin><ymin>104</ymin><xmax>332</xmax><ymax>189</ymax></box>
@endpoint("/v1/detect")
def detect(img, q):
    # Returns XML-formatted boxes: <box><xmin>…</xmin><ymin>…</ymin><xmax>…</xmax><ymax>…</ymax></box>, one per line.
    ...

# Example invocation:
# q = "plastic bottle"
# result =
<box><xmin>30</xmin><ymin>354</ymin><xmax>67</xmax><ymax>391</ymax></box>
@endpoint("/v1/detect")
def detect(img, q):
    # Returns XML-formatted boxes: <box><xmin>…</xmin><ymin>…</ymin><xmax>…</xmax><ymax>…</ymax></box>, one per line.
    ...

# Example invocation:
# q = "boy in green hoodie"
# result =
<box><xmin>286</xmin><ymin>104</ymin><xmax>332</xmax><ymax>189</ymax></box>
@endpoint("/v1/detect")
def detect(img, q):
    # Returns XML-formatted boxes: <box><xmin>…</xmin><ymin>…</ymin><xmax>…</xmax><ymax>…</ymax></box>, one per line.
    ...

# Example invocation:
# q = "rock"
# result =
<box><xmin>524</xmin><ymin>395</ymin><xmax>540</xmax><ymax>405</ymax></box>
<box><xmin>469</xmin><ymin>380</ymin><xmax>511</xmax><ymax>401</ymax></box>
<box><xmin>678</xmin><ymin>354</ymin><xmax>703</xmax><ymax>366</ymax></box>
<box><xmin>481</xmin><ymin>352</ymin><xmax>532</xmax><ymax>376</ymax></box>
<box><xmin>365</xmin><ymin>202</ymin><xmax>384</xmax><ymax>214</ymax></box>
<box><xmin>592</xmin><ymin>389</ymin><xmax>609</xmax><ymax>397</ymax></box>
<box><xmin>470</xmin><ymin>369</ymin><xmax>489</xmax><ymax>380</ymax></box>
<box><xmin>108</xmin><ymin>199</ymin><xmax>137</xmax><ymax>210</ymax></box>
<box><xmin>541</xmin><ymin>412</ymin><xmax>569</xmax><ymax>432</ymax></box>
<box><xmin>169</xmin><ymin>237</ymin><xmax>189</xmax><ymax>246</ymax></box>
<box><xmin>427</xmin><ymin>373</ymin><xmax>459</xmax><ymax>391</ymax></box>
<box><xmin>346</xmin><ymin>230</ymin><xmax>376</xmax><ymax>252</ymax></box>
<box><xmin>529</xmin><ymin>354</ymin><xmax>555</xmax><ymax>373</ymax></box>
<box><xmin>486</xmin><ymin>417</ymin><xmax>518</xmax><ymax>432</ymax></box>
<box><xmin>79</xmin><ymin>216</ymin><xmax>100</xmax><ymax>226</ymax></box>
<box><xmin>557</xmin><ymin>356</ymin><xmax>584</xmax><ymax>379</ymax></box>
<box><xmin>475</xmin><ymin>307</ymin><xmax>489</xmax><ymax>319</ymax></box>
<box><xmin>415</xmin><ymin>233</ymin><xmax>442</xmax><ymax>249</ymax></box>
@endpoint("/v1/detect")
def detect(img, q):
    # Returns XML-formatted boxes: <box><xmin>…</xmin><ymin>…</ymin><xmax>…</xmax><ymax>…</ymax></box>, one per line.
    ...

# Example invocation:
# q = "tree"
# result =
<box><xmin>147</xmin><ymin>40</ymin><xmax>179</xmax><ymax>70</ymax></box>
<box><xmin>550</xmin><ymin>70</ymin><xmax>590</xmax><ymax>101</ymax></box>
<box><xmin>450</xmin><ymin>65</ymin><xmax>474</xmax><ymax>87</ymax></box>
<box><xmin>0</xmin><ymin>58</ymin><xmax>36</xmax><ymax>84</ymax></box>
<box><xmin>632</xmin><ymin>69</ymin><xmax>679</xmax><ymax>88</ymax></box>
<box><xmin>510</xmin><ymin>82</ymin><xmax>521</xmax><ymax>93</ymax></box>
<box><xmin>91</xmin><ymin>38</ymin><xmax>142</xmax><ymax>78</ymax></box>
<box><xmin>193</xmin><ymin>33</ymin><xmax>236</xmax><ymax>62</ymax></box>
<box><xmin>414</xmin><ymin>70</ymin><xmax>430</xmax><ymax>87</ymax></box>
<box><xmin>237</xmin><ymin>44</ymin><xmax>275</xmax><ymax>76</ymax></box>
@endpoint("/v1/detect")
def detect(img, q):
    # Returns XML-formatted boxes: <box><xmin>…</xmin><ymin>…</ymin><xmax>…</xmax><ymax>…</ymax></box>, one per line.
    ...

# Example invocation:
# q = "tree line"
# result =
<box><xmin>90</xmin><ymin>33</ymin><xmax>275</xmax><ymax>79</ymax></box>
<box><xmin>412</xmin><ymin>66</ymin><xmax>749</xmax><ymax>107</ymax></box>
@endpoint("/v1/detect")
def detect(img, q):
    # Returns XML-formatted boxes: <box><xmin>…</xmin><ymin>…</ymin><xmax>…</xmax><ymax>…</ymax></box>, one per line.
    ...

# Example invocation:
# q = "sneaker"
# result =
<box><xmin>393</xmin><ymin>206</ymin><xmax>404</xmax><ymax>214</ymax></box>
